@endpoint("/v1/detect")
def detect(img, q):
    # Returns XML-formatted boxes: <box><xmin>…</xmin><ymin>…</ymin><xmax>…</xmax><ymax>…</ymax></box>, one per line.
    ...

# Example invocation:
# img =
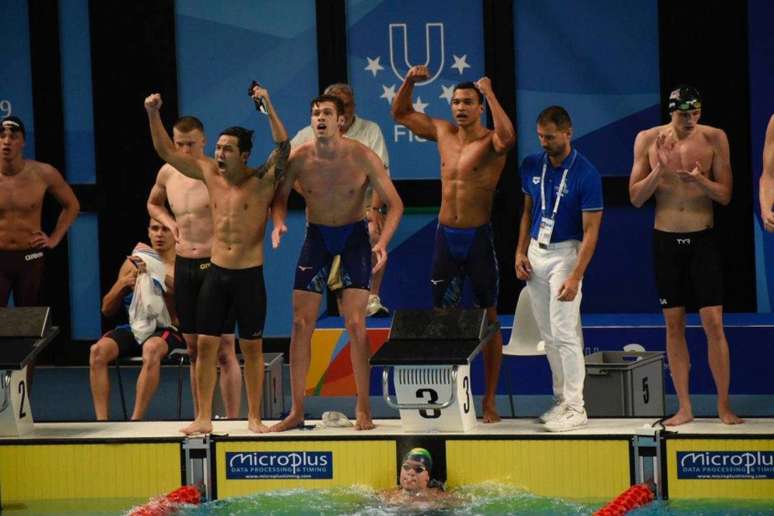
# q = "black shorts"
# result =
<box><xmin>0</xmin><ymin>249</ymin><xmax>45</xmax><ymax>307</ymax></box>
<box><xmin>653</xmin><ymin>228</ymin><xmax>723</xmax><ymax>309</ymax></box>
<box><xmin>431</xmin><ymin>223</ymin><xmax>499</xmax><ymax>308</ymax></box>
<box><xmin>174</xmin><ymin>255</ymin><xmax>235</xmax><ymax>335</ymax></box>
<box><xmin>103</xmin><ymin>325</ymin><xmax>186</xmax><ymax>358</ymax></box>
<box><xmin>197</xmin><ymin>264</ymin><xmax>266</xmax><ymax>339</ymax></box>
<box><xmin>293</xmin><ymin>220</ymin><xmax>371</xmax><ymax>294</ymax></box>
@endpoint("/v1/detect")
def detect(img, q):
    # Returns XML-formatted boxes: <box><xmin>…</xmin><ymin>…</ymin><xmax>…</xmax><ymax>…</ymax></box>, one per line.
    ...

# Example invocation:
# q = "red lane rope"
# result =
<box><xmin>594</xmin><ymin>483</ymin><xmax>655</xmax><ymax>516</ymax></box>
<box><xmin>129</xmin><ymin>485</ymin><xmax>201</xmax><ymax>516</ymax></box>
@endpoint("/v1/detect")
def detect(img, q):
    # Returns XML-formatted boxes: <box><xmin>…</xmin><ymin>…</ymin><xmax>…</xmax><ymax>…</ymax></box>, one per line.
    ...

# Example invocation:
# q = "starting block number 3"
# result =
<box><xmin>394</xmin><ymin>366</ymin><xmax>477</xmax><ymax>432</ymax></box>
<box><xmin>416</xmin><ymin>375</ymin><xmax>471</xmax><ymax>418</ymax></box>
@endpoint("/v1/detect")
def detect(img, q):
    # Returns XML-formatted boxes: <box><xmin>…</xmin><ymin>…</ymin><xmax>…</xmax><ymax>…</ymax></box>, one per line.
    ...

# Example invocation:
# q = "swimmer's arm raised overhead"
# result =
<box><xmin>475</xmin><ymin>77</ymin><xmax>515</xmax><ymax>154</ymax></box>
<box><xmin>391</xmin><ymin>65</ymin><xmax>448</xmax><ymax>141</ymax></box>
<box><xmin>37</xmin><ymin>163</ymin><xmax>80</xmax><ymax>249</ymax></box>
<box><xmin>760</xmin><ymin>115</ymin><xmax>774</xmax><ymax>232</ymax></box>
<box><xmin>629</xmin><ymin>129</ymin><xmax>664</xmax><ymax>208</ymax></box>
<box><xmin>144</xmin><ymin>93</ymin><xmax>206</xmax><ymax>181</ymax></box>
<box><xmin>360</xmin><ymin>145</ymin><xmax>404</xmax><ymax>273</ymax></box>
<box><xmin>269</xmin><ymin>147</ymin><xmax>302</xmax><ymax>248</ymax></box>
<box><xmin>101</xmin><ymin>259</ymin><xmax>136</xmax><ymax>317</ymax></box>
<box><xmin>682</xmin><ymin>128</ymin><xmax>732</xmax><ymax>205</ymax></box>
<box><xmin>146</xmin><ymin>166</ymin><xmax>179</xmax><ymax>241</ymax></box>
<box><xmin>250</xmin><ymin>85</ymin><xmax>290</xmax><ymax>182</ymax></box>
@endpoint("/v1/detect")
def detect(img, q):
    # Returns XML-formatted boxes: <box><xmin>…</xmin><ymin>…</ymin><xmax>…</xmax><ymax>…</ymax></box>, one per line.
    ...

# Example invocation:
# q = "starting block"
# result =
<box><xmin>370</xmin><ymin>308</ymin><xmax>498</xmax><ymax>432</ymax></box>
<box><xmin>0</xmin><ymin>307</ymin><xmax>58</xmax><ymax>437</ymax></box>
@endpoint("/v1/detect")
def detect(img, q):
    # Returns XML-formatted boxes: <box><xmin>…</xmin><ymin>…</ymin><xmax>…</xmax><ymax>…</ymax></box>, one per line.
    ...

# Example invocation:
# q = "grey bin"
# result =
<box><xmin>583</xmin><ymin>351</ymin><xmax>665</xmax><ymax>417</ymax></box>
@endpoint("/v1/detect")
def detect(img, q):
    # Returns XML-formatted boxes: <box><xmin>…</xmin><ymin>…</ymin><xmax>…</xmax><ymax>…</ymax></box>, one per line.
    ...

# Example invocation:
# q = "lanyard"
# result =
<box><xmin>540</xmin><ymin>149</ymin><xmax>577</xmax><ymax>218</ymax></box>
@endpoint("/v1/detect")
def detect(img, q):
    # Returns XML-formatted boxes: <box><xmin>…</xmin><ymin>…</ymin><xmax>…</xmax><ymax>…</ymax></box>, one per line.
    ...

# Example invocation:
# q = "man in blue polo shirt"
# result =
<box><xmin>515</xmin><ymin>106</ymin><xmax>603</xmax><ymax>432</ymax></box>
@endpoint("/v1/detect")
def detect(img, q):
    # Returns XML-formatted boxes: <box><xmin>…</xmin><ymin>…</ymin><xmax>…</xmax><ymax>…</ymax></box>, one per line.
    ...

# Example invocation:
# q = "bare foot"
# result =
<box><xmin>482</xmin><ymin>401</ymin><xmax>501</xmax><ymax>423</ymax></box>
<box><xmin>248</xmin><ymin>418</ymin><xmax>270</xmax><ymax>433</ymax></box>
<box><xmin>180</xmin><ymin>419</ymin><xmax>213</xmax><ymax>435</ymax></box>
<box><xmin>269</xmin><ymin>411</ymin><xmax>304</xmax><ymax>432</ymax></box>
<box><xmin>662</xmin><ymin>409</ymin><xmax>694</xmax><ymax>426</ymax></box>
<box><xmin>719</xmin><ymin>406</ymin><xmax>744</xmax><ymax>425</ymax></box>
<box><xmin>355</xmin><ymin>410</ymin><xmax>375</xmax><ymax>430</ymax></box>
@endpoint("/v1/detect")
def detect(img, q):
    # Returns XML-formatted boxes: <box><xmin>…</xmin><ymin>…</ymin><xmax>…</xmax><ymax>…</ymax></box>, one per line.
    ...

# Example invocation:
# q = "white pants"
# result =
<box><xmin>526</xmin><ymin>239</ymin><xmax>585</xmax><ymax>410</ymax></box>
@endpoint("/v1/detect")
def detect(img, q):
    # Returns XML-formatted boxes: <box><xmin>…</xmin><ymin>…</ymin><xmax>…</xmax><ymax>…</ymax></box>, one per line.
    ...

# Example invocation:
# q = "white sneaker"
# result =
<box><xmin>544</xmin><ymin>407</ymin><xmax>587</xmax><ymax>432</ymax></box>
<box><xmin>538</xmin><ymin>402</ymin><xmax>567</xmax><ymax>423</ymax></box>
<box><xmin>366</xmin><ymin>295</ymin><xmax>390</xmax><ymax>317</ymax></box>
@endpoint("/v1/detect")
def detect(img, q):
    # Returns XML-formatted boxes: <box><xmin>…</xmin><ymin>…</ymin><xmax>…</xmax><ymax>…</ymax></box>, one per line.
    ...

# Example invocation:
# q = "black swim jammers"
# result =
<box><xmin>0</xmin><ymin>249</ymin><xmax>45</xmax><ymax>306</ymax></box>
<box><xmin>653</xmin><ymin>228</ymin><xmax>723</xmax><ymax>309</ymax></box>
<box><xmin>103</xmin><ymin>325</ymin><xmax>186</xmax><ymax>357</ymax></box>
<box><xmin>174</xmin><ymin>255</ymin><xmax>236</xmax><ymax>335</ymax></box>
<box><xmin>196</xmin><ymin>263</ymin><xmax>266</xmax><ymax>339</ymax></box>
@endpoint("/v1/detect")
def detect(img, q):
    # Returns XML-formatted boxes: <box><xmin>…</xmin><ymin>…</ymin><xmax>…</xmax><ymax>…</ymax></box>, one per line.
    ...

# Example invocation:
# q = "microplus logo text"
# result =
<box><xmin>226</xmin><ymin>451</ymin><xmax>333</xmax><ymax>479</ymax></box>
<box><xmin>677</xmin><ymin>451</ymin><xmax>774</xmax><ymax>479</ymax></box>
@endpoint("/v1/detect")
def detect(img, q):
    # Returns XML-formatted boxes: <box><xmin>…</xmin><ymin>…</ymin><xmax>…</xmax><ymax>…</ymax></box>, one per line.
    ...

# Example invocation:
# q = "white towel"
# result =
<box><xmin>128</xmin><ymin>243</ymin><xmax>172</xmax><ymax>343</ymax></box>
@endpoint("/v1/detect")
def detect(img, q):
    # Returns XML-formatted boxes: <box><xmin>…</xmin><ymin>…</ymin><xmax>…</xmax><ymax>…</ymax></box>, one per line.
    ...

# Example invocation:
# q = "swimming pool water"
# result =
<box><xmin>4</xmin><ymin>484</ymin><xmax>774</xmax><ymax>515</ymax></box>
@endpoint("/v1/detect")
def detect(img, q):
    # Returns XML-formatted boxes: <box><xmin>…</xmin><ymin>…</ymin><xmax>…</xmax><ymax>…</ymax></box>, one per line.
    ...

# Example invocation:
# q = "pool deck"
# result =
<box><xmin>2</xmin><ymin>417</ymin><xmax>773</xmax><ymax>441</ymax></box>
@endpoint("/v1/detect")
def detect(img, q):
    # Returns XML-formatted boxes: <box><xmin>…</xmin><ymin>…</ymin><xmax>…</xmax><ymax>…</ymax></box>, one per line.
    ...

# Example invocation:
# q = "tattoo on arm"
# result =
<box><xmin>255</xmin><ymin>139</ymin><xmax>291</xmax><ymax>182</ymax></box>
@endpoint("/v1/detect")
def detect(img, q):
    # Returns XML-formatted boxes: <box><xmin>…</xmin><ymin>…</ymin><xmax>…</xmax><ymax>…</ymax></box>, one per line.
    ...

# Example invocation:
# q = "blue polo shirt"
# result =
<box><xmin>520</xmin><ymin>149</ymin><xmax>603</xmax><ymax>243</ymax></box>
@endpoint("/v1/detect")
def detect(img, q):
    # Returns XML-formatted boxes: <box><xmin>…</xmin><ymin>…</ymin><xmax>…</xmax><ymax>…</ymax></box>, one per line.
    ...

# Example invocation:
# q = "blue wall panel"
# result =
<box><xmin>1</xmin><ymin>0</ymin><xmax>36</xmax><ymax>156</ymax></box>
<box><xmin>514</xmin><ymin>0</ymin><xmax>660</xmax><ymax>176</ymax></box>
<box><xmin>68</xmin><ymin>214</ymin><xmax>102</xmax><ymax>339</ymax></box>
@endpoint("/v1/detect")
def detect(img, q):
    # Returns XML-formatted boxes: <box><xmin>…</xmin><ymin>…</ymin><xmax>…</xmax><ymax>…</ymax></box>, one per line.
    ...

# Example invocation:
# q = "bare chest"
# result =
<box><xmin>166</xmin><ymin>175</ymin><xmax>210</xmax><ymax>218</ymax></box>
<box><xmin>298</xmin><ymin>161</ymin><xmax>367</xmax><ymax>196</ymax></box>
<box><xmin>653</xmin><ymin>138</ymin><xmax>715</xmax><ymax>174</ymax></box>
<box><xmin>438</xmin><ymin>136</ymin><xmax>499</xmax><ymax>183</ymax></box>
<box><xmin>208</xmin><ymin>175</ymin><xmax>273</xmax><ymax>219</ymax></box>
<box><xmin>0</xmin><ymin>173</ymin><xmax>47</xmax><ymax>215</ymax></box>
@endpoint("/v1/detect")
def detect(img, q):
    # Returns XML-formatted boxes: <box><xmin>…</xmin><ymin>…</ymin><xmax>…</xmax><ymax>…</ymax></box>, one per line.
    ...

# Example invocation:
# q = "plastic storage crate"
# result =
<box><xmin>583</xmin><ymin>351</ymin><xmax>665</xmax><ymax>417</ymax></box>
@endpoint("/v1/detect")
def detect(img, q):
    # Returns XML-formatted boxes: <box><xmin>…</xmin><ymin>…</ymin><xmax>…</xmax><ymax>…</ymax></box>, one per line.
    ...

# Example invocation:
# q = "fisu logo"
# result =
<box><xmin>676</xmin><ymin>238</ymin><xmax>691</xmax><ymax>245</ymax></box>
<box><xmin>389</xmin><ymin>23</ymin><xmax>445</xmax><ymax>85</ymax></box>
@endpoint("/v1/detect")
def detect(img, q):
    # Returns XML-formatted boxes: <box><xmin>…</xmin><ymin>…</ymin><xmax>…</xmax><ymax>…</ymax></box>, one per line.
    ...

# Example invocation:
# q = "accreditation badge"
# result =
<box><xmin>537</xmin><ymin>217</ymin><xmax>555</xmax><ymax>249</ymax></box>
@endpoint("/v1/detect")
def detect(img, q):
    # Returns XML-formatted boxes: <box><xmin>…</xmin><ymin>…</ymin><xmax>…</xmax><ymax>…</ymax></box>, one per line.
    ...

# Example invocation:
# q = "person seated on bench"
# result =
<box><xmin>89</xmin><ymin>219</ymin><xmax>185</xmax><ymax>420</ymax></box>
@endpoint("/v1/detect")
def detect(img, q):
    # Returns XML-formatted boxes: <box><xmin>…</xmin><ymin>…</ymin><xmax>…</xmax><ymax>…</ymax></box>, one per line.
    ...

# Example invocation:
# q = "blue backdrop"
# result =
<box><xmin>1</xmin><ymin>0</ymin><xmax>36</xmax><ymax>157</ymax></box>
<box><xmin>515</xmin><ymin>0</ymin><xmax>660</xmax><ymax>176</ymax></box>
<box><xmin>176</xmin><ymin>1</ymin><xmax>319</xmax><ymax>160</ymax></box>
<box><xmin>347</xmin><ymin>0</ymin><xmax>485</xmax><ymax>180</ymax></box>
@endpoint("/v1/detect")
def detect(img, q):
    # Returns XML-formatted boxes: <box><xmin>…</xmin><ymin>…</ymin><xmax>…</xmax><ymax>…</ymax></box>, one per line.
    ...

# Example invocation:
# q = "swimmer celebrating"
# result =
<box><xmin>629</xmin><ymin>85</ymin><xmax>742</xmax><ymax>426</ymax></box>
<box><xmin>144</xmin><ymin>84</ymin><xmax>290</xmax><ymax>435</ymax></box>
<box><xmin>391</xmin><ymin>67</ymin><xmax>515</xmax><ymax>423</ymax></box>
<box><xmin>270</xmin><ymin>94</ymin><xmax>403</xmax><ymax>432</ymax></box>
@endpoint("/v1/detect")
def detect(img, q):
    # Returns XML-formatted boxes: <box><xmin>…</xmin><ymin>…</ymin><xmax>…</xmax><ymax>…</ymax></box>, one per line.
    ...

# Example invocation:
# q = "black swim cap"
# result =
<box><xmin>1</xmin><ymin>116</ymin><xmax>25</xmax><ymax>137</ymax></box>
<box><xmin>668</xmin><ymin>86</ymin><xmax>702</xmax><ymax>113</ymax></box>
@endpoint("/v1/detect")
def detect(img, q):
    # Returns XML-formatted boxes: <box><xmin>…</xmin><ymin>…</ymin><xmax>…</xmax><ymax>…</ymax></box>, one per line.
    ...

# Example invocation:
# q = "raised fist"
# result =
<box><xmin>406</xmin><ymin>65</ymin><xmax>429</xmax><ymax>84</ymax></box>
<box><xmin>144</xmin><ymin>93</ymin><xmax>162</xmax><ymax>112</ymax></box>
